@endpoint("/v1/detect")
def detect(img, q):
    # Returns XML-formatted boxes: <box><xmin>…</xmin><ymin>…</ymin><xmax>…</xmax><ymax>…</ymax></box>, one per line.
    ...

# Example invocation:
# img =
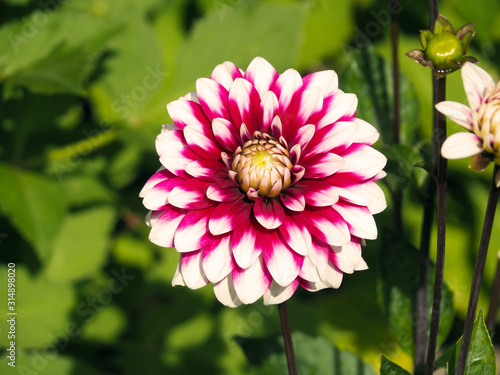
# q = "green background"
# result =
<box><xmin>0</xmin><ymin>0</ymin><xmax>500</xmax><ymax>373</ymax></box>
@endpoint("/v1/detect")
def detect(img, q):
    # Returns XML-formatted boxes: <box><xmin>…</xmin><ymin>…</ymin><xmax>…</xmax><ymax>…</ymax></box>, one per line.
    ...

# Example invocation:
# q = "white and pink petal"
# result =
<box><xmin>179</xmin><ymin>250</ymin><xmax>210</xmax><ymax>289</ymax></box>
<box><xmin>263</xmin><ymin>279</ymin><xmax>299</xmax><ymax>305</ymax></box>
<box><xmin>232</xmin><ymin>258</ymin><xmax>272</xmax><ymax>304</ymax></box>
<box><xmin>201</xmin><ymin>235</ymin><xmax>233</xmax><ymax>283</ymax></box>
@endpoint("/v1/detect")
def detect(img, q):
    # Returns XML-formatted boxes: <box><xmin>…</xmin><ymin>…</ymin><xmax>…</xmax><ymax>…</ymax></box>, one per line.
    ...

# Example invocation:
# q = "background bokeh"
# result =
<box><xmin>1</xmin><ymin>0</ymin><xmax>500</xmax><ymax>373</ymax></box>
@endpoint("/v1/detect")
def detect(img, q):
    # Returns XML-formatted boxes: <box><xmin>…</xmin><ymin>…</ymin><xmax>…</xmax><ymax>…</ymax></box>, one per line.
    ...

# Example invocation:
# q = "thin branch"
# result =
<box><xmin>278</xmin><ymin>302</ymin><xmax>297</xmax><ymax>375</ymax></box>
<box><xmin>455</xmin><ymin>164</ymin><xmax>500</xmax><ymax>375</ymax></box>
<box><xmin>424</xmin><ymin>75</ymin><xmax>447</xmax><ymax>375</ymax></box>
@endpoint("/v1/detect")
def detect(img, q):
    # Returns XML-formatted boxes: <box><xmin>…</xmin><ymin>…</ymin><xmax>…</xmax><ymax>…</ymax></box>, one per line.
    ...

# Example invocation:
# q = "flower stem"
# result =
<box><xmin>415</xmin><ymin>180</ymin><xmax>435</xmax><ymax>372</ymax></box>
<box><xmin>455</xmin><ymin>164</ymin><xmax>500</xmax><ymax>375</ymax></box>
<box><xmin>424</xmin><ymin>74</ymin><xmax>447</xmax><ymax>375</ymax></box>
<box><xmin>278</xmin><ymin>302</ymin><xmax>297</xmax><ymax>375</ymax></box>
<box><xmin>486</xmin><ymin>250</ymin><xmax>500</xmax><ymax>332</ymax></box>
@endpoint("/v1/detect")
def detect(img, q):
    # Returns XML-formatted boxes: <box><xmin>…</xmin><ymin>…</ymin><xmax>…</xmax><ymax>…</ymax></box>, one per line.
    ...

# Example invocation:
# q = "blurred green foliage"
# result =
<box><xmin>1</xmin><ymin>0</ymin><xmax>500</xmax><ymax>373</ymax></box>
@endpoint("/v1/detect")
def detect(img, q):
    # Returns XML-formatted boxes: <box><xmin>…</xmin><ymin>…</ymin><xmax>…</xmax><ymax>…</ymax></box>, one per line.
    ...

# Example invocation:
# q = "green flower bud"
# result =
<box><xmin>405</xmin><ymin>15</ymin><xmax>477</xmax><ymax>78</ymax></box>
<box><xmin>424</xmin><ymin>33</ymin><xmax>464</xmax><ymax>71</ymax></box>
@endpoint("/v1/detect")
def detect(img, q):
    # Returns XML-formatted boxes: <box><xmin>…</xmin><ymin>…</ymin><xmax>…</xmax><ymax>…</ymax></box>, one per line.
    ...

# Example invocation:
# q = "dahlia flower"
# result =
<box><xmin>140</xmin><ymin>57</ymin><xmax>387</xmax><ymax>307</ymax></box>
<box><xmin>437</xmin><ymin>62</ymin><xmax>500</xmax><ymax>185</ymax></box>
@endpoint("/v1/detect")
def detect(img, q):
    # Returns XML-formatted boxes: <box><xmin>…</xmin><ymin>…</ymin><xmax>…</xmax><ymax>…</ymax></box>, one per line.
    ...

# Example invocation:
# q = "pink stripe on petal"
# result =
<box><xmin>335</xmin><ymin>202</ymin><xmax>377</xmax><ymax>240</ymax></box>
<box><xmin>302</xmin><ymin>70</ymin><xmax>338</xmax><ymax>97</ymax></box>
<box><xmin>183</xmin><ymin>125</ymin><xmax>222</xmax><ymax>159</ymax></box>
<box><xmin>305</xmin><ymin>121</ymin><xmax>357</xmax><ymax>156</ymax></box>
<box><xmin>185</xmin><ymin>159</ymin><xmax>229</xmax><ymax>181</ymax></box>
<box><xmin>273</xmin><ymin>68</ymin><xmax>303</xmax><ymax>115</ymax></box>
<box><xmin>201</xmin><ymin>235</ymin><xmax>233</xmax><ymax>283</ymax></box>
<box><xmin>301</xmin><ymin>152</ymin><xmax>344</xmax><ymax>178</ymax></box>
<box><xmin>139</xmin><ymin>167</ymin><xmax>170</xmax><ymax>198</ymax></box>
<box><xmin>156</xmin><ymin>129</ymin><xmax>187</xmax><ymax>157</ymax></box>
<box><xmin>253</xmin><ymin>197</ymin><xmax>285</xmax><ymax>229</ymax></box>
<box><xmin>263</xmin><ymin>232</ymin><xmax>303</xmax><ymax>287</ymax></box>
<box><xmin>258</xmin><ymin>91</ymin><xmax>279</xmax><ymax>133</ymax></box>
<box><xmin>301</xmin><ymin>209</ymin><xmax>350</xmax><ymax>246</ymax></box>
<box><xmin>244</xmin><ymin>57</ymin><xmax>279</xmax><ymax>99</ymax></box>
<box><xmin>351</xmin><ymin>118</ymin><xmax>380</xmax><ymax>145</ymax></box>
<box><xmin>212</xmin><ymin>118</ymin><xmax>240</xmax><ymax>152</ymax></box>
<box><xmin>231</xmin><ymin>223</ymin><xmax>262</xmax><ymax>269</ymax></box>
<box><xmin>316</xmin><ymin>93</ymin><xmax>357</xmax><ymax>129</ymax></box>
<box><xmin>167</xmin><ymin>99</ymin><xmax>210</xmax><ymax>130</ymax></box>
<box><xmin>228</xmin><ymin>78</ymin><xmax>261</xmax><ymax>133</ymax></box>
<box><xmin>283</xmin><ymin>88</ymin><xmax>323</xmax><ymax>137</ymax></box>
<box><xmin>142</xmin><ymin>178</ymin><xmax>180</xmax><ymax>210</ymax></box>
<box><xmin>435</xmin><ymin>101</ymin><xmax>473</xmax><ymax>130</ymax></box>
<box><xmin>213</xmin><ymin>275</ymin><xmax>242</xmax><ymax>307</ymax></box>
<box><xmin>232</xmin><ymin>257</ymin><xmax>272</xmax><ymax>304</ymax></box>
<box><xmin>337</xmin><ymin>144</ymin><xmax>387</xmax><ymax>179</ymax></box>
<box><xmin>278</xmin><ymin>214</ymin><xmax>311</xmax><ymax>256</ymax></box>
<box><xmin>179</xmin><ymin>250</ymin><xmax>210</xmax><ymax>289</ymax></box>
<box><xmin>149</xmin><ymin>207</ymin><xmax>186</xmax><ymax>247</ymax></box>
<box><xmin>462</xmin><ymin>62</ymin><xmax>495</xmax><ymax>112</ymax></box>
<box><xmin>441</xmin><ymin>132</ymin><xmax>483</xmax><ymax>159</ymax></box>
<box><xmin>208</xmin><ymin>198</ymin><xmax>251</xmax><ymax>235</ymax></box>
<box><xmin>210</xmin><ymin>61</ymin><xmax>243</xmax><ymax>90</ymax></box>
<box><xmin>168</xmin><ymin>179</ymin><xmax>212</xmax><ymax>209</ymax></box>
<box><xmin>174</xmin><ymin>208</ymin><xmax>214</xmax><ymax>252</ymax></box>
<box><xmin>206</xmin><ymin>180</ymin><xmax>242</xmax><ymax>202</ymax></box>
<box><xmin>196</xmin><ymin>78</ymin><xmax>230</xmax><ymax>121</ymax></box>
<box><xmin>270</xmin><ymin>115</ymin><xmax>283</xmax><ymax>139</ymax></box>
<box><xmin>263</xmin><ymin>279</ymin><xmax>299</xmax><ymax>305</ymax></box>
<box><xmin>295</xmin><ymin>180</ymin><xmax>339</xmax><ymax>207</ymax></box>
<box><xmin>290</xmin><ymin>124</ymin><xmax>315</xmax><ymax>150</ymax></box>
<box><xmin>281</xmin><ymin>188</ymin><xmax>305</xmax><ymax>211</ymax></box>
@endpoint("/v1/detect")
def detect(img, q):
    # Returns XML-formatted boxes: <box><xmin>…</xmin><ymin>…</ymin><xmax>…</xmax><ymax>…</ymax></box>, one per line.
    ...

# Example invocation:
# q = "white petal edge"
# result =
<box><xmin>441</xmin><ymin>132</ymin><xmax>483</xmax><ymax>159</ymax></box>
<box><xmin>435</xmin><ymin>101</ymin><xmax>473</xmax><ymax>130</ymax></box>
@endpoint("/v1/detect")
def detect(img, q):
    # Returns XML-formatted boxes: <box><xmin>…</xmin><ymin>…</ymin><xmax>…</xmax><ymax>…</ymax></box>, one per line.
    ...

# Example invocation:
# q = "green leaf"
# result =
<box><xmin>112</xmin><ymin>233</ymin><xmax>154</xmax><ymax>270</ymax></box>
<box><xmin>448</xmin><ymin>310</ymin><xmax>496</xmax><ymax>374</ymax></box>
<box><xmin>108</xmin><ymin>143</ymin><xmax>142</xmax><ymax>189</ymax></box>
<box><xmin>59</xmin><ymin>175</ymin><xmax>115</xmax><ymax>208</ymax></box>
<box><xmin>0</xmin><ymin>352</ymin><xmax>104</xmax><ymax>375</ymax></box>
<box><xmin>237</xmin><ymin>332</ymin><xmax>376</xmax><ymax>375</ymax></box>
<box><xmin>81</xmin><ymin>305</ymin><xmax>127</xmax><ymax>344</ymax></box>
<box><xmin>378</xmin><ymin>231</ymin><xmax>454</xmax><ymax>357</ymax></box>
<box><xmin>380</xmin><ymin>355</ymin><xmax>412</xmax><ymax>375</ymax></box>
<box><xmin>382</xmin><ymin>143</ymin><xmax>430</xmax><ymax>193</ymax></box>
<box><xmin>44</xmin><ymin>206</ymin><xmax>116</xmax><ymax>281</ymax></box>
<box><xmin>0</xmin><ymin>164</ymin><xmax>65</xmax><ymax>261</ymax></box>
<box><xmin>0</xmin><ymin>8</ymin><xmax>122</xmax><ymax>94</ymax></box>
<box><xmin>0</xmin><ymin>266</ymin><xmax>76</xmax><ymax>348</ymax></box>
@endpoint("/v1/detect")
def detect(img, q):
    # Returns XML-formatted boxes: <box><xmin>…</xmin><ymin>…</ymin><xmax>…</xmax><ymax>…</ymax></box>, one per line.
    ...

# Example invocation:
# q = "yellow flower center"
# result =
<box><xmin>231</xmin><ymin>133</ymin><xmax>293</xmax><ymax>198</ymax></box>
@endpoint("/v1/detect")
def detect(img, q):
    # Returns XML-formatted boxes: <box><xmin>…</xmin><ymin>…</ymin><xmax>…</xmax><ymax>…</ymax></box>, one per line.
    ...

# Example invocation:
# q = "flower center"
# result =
<box><xmin>476</xmin><ymin>92</ymin><xmax>500</xmax><ymax>156</ymax></box>
<box><xmin>231</xmin><ymin>133</ymin><xmax>293</xmax><ymax>198</ymax></box>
